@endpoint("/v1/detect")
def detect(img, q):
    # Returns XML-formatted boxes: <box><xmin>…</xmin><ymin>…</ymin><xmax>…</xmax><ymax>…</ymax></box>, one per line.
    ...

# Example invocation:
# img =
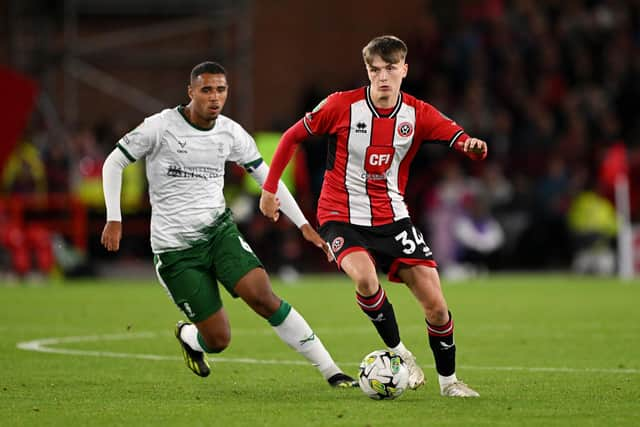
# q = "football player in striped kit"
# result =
<box><xmin>260</xmin><ymin>36</ymin><xmax>487</xmax><ymax>397</ymax></box>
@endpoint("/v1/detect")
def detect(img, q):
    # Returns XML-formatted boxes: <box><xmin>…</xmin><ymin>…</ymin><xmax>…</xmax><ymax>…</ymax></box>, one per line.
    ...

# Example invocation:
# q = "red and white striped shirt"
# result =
<box><xmin>264</xmin><ymin>86</ymin><xmax>470</xmax><ymax>227</ymax></box>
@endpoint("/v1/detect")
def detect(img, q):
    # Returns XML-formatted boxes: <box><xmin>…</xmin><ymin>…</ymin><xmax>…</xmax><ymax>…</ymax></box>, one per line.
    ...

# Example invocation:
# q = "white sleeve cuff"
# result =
<box><xmin>250</xmin><ymin>162</ymin><xmax>308</xmax><ymax>228</ymax></box>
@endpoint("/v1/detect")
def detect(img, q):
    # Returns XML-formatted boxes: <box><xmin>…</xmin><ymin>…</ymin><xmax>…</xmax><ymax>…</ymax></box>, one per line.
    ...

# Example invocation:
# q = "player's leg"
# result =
<box><xmin>397</xmin><ymin>264</ymin><xmax>479</xmax><ymax>397</ymax></box>
<box><xmin>212</xmin><ymin>212</ymin><xmax>356</xmax><ymax>387</ymax></box>
<box><xmin>324</xmin><ymin>223</ymin><xmax>402</xmax><ymax>347</ymax></box>
<box><xmin>174</xmin><ymin>308</ymin><xmax>230</xmax><ymax>378</ymax></box>
<box><xmin>339</xmin><ymin>250</ymin><xmax>425</xmax><ymax>389</ymax></box>
<box><xmin>339</xmin><ymin>251</ymin><xmax>401</xmax><ymax>347</ymax></box>
<box><xmin>232</xmin><ymin>267</ymin><xmax>355</xmax><ymax>387</ymax></box>
<box><xmin>154</xmin><ymin>249</ymin><xmax>230</xmax><ymax>378</ymax></box>
<box><xmin>323</xmin><ymin>222</ymin><xmax>423</xmax><ymax>388</ymax></box>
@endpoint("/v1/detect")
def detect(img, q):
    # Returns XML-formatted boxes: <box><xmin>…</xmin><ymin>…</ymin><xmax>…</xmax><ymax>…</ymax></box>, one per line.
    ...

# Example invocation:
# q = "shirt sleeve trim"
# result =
<box><xmin>117</xmin><ymin>142</ymin><xmax>137</xmax><ymax>162</ymax></box>
<box><xmin>302</xmin><ymin>116</ymin><xmax>315</xmax><ymax>135</ymax></box>
<box><xmin>243</xmin><ymin>158</ymin><xmax>263</xmax><ymax>172</ymax></box>
<box><xmin>448</xmin><ymin>130</ymin><xmax>465</xmax><ymax>148</ymax></box>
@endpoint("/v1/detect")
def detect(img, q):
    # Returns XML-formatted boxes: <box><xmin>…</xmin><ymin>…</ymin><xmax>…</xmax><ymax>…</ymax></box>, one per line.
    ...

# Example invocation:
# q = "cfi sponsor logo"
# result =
<box><xmin>364</xmin><ymin>145</ymin><xmax>394</xmax><ymax>178</ymax></box>
<box><xmin>397</xmin><ymin>121</ymin><xmax>414</xmax><ymax>138</ymax></box>
<box><xmin>332</xmin><ymin>237</ymin><xmax>344</xmax><ymax>253</ymax></box>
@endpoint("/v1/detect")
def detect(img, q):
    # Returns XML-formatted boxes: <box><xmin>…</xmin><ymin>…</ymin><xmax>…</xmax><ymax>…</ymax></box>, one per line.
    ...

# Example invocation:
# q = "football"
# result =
<box><xmin>358</xmin><ymin>350</ymin><xmax>409</xmax><ymax>400</ymax></box>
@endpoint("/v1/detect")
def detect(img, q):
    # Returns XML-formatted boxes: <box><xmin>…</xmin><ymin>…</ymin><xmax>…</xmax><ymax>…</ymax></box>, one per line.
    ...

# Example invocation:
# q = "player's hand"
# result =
<box><xmin>259</xmin><ymin>190</ymin><xmax>280</xmax><ymax>222</ymax></box>
<box><xmin>300</xmin><ymin>223</ymin><xmax>335</xmax><ymax>262</ymax></box>
<box><xmin>462</xmin><ymin>137</ymin><xmax>488</xmax><ymax>160</ymax></box>
<box><xmin>101</xmin><ymin>221</ymin><xmax>122</xmax><ymax>252</ymax></box>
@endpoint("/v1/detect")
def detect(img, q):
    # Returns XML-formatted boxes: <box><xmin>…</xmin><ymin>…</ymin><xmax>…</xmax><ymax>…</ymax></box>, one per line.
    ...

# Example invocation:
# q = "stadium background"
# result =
<box><xmin>1</xmin><ymin>0</ymin><xmax>639</xmax><ymax>280</ymax></box>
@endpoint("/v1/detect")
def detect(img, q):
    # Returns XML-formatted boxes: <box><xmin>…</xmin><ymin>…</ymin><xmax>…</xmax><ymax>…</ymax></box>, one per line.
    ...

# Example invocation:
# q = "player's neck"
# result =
<box><xmin>370</xmin><ymin>90</ymin><xmax>400</xmax><ymax>109</ymax></box>
<box><xmin>182</xmin><ymin>105</ymin><xmax>216</xmax><ymax>130</ymax></box>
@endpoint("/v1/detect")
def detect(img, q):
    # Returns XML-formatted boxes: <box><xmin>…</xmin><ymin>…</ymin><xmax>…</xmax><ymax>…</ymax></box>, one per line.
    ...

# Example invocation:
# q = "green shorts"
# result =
<box><xmin>153</xmin><ymin>209</ymin><xmax>263</xmax><ymax>322</ymax></box>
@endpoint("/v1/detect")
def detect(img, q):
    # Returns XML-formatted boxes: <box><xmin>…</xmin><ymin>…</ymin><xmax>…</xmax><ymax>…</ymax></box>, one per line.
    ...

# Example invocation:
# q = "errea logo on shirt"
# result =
<box><xmin>355</xmin><ymin>121</ymin><xmax>368</xmax><ymax>133</ymax></box>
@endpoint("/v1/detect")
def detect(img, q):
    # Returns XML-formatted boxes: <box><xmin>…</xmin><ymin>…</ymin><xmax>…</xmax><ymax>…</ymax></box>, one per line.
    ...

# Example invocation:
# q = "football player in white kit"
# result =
<box><xmin>101</xmin><ymin>61</ymin><xmax>355</xmax><ymax>387</ymax></box>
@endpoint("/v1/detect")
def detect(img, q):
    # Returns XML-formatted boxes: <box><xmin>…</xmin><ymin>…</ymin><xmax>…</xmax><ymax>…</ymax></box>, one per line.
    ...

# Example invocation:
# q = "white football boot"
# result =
<box><xmin>395</xmin><ymin>348</ymin><xmax>425</xmax><ymax>389</ymax></box>
<box><xmin>440</xmin><ymin>380</ymin><xmax>480</xmax><ymax>397</ymax></box>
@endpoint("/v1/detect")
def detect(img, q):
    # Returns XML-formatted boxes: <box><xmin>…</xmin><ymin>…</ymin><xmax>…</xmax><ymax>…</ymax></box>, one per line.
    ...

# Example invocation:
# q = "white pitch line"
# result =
<box><xmin>16</xmin><ymin>333</ymin><xmax>640</xmax><ymax>375</ymax></box>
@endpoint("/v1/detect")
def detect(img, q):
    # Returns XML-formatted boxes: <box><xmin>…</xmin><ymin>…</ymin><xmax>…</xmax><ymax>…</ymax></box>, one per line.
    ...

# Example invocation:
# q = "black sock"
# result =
<box><xmin>427</xmin><ymin>311</ymin><xmax>456</xmax><ymax>376</ymax></box>
<box><xmin>356</xmin><ymin>285</ymin><xmax>400</xmax><ymax>348</ymax></box>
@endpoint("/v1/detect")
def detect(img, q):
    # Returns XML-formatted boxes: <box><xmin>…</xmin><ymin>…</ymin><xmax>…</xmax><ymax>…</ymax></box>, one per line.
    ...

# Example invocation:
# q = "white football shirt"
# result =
<box><xmin>116</xmin><ymin>106</ymin><xmax>261</xmax><ymax>252</ymax></box>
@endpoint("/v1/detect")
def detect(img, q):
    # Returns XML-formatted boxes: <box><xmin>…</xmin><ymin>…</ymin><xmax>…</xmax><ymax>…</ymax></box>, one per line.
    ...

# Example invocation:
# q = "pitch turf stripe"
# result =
<box><xmin>17</xmin><ymin>334</ymin><xmax>311</xmax><ymax>365</ymax></box>
<box><xmin>16</xmin><ymin>333</ymin><xmax>640</xmax><ymax>375</ymax></box>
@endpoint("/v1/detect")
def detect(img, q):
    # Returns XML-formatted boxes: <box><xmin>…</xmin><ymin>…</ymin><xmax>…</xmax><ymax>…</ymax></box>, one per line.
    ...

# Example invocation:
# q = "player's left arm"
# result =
<box><xmin>261</xmin><ymin>94</ymin><xmax>339</xmax><ymax>219</ymax></box>
<box><xmin>247</xmin><ymin>160</ymin><xmax>334</xmax><ymax>261</ymax></box>
<box><xmin>456</xmin><ymin>137</ymin><xmax>488</xmax><ymax>160</ymax></box>
<box><xmin>260</xmin><ymin>119</ymin><xmax>309</xmax><ymax>221</ymax></box>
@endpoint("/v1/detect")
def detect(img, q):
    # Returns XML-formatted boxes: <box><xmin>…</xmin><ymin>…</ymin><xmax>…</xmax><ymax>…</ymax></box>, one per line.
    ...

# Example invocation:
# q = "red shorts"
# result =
<box><xmin>319</xmin><ymin>219</ymin><xmax>437</xmax><ymax>283</ymax></box>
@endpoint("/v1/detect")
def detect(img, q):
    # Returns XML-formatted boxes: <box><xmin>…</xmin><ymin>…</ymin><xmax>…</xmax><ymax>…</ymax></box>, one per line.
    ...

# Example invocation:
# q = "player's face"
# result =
<box><xmin>188</xmin><ymin>73</ymin><xmax>228</xmax><ymax>126</ymax></box>
<box><xmin>366</xmin><ymin>54</ymin><xmax>407</xmax><ymax>107</ymax></box>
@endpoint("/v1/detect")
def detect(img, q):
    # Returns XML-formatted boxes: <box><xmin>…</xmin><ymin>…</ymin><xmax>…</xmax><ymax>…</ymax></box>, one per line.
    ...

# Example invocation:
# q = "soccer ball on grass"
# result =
<box><xmin>358</xmin><ymin>350</ymin><xmax>409</xmax><ymax>400</ymax></box>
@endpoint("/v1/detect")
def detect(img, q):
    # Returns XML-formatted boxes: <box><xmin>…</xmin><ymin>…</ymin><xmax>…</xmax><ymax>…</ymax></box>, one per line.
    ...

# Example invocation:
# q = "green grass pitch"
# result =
<box><xmin>1</xmin><ymin>273</ymin><xmax>639</xmax><ymax>426</ymax></box>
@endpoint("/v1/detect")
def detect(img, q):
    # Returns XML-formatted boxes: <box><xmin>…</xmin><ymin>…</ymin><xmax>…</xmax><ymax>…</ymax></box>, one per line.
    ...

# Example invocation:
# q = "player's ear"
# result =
<box><xmin>402</xmin><ymin>62</ymin><xmax>408</xmax><ymax>78</ymax></box>
<box><xmin>187</xmin><ymin>84</ymin><xmax>193</xmax><ymax>100</ymax></box>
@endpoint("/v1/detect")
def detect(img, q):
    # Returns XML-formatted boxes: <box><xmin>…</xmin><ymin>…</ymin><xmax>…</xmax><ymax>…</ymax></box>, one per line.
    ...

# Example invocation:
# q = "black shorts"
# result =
<box><xmin>319</xmin><ymin>219</ymin><xmax>437</xmax><ymax>283</ymax></box>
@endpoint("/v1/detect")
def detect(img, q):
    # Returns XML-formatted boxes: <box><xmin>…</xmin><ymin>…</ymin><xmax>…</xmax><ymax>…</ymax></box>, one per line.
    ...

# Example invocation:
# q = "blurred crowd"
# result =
<box><xmin>1</xmin><ymin>0</ymin><xmax>639</xmax><ymax>280</ymax></box>
<box><xmin>285</xmin><ymin>0</ymin><xmax>640</xmax><ymax>278</ymax></box>
<box><xmin>395</xmin><ymin>0</ymin><xmax>640</xmax><ymax>277</ymax></box>
<box><xmin>0</xmin><ymin>118</ymin><xmax>146</xmax><ymax>279</ymax></box>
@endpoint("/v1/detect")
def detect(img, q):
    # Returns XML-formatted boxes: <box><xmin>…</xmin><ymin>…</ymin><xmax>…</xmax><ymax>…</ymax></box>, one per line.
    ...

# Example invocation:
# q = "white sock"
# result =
<box><xmin>272</xmin><ymin>307</ymin><xmax>342</xmax><ymax>380</ymax></box>
<box><xmin>389</xmin><ymin>342</ymin><xmax>409</xmax><ymax>354</ymax></box>
<box><xmin>179</xmin><ymin>323</ymin><xmax>204</xmax><ymax>352</ymax></box>
<box><xmin>439</xmin><ymin>373</ymin><xmax>458</xmax><ymax>388</ymax></box>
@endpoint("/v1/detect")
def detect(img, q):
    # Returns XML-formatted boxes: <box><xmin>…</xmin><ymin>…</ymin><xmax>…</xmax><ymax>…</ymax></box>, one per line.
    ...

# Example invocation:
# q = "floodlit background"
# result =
<box><xmin>2</xmin><ymin>3</ymin><xmax>640</xmax><ymax>426</ymax></box>
<box><xmin>1</xmin><ymin>0</ymin><xmax>639</xmax><ymax>281</ymax></box>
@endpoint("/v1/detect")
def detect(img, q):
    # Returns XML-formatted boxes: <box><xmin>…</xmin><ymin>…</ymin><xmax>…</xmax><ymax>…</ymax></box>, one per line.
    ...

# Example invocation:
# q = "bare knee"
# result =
<box><xmin>354</xmin><ymin>276</ymin><xmax>380</xmax><ymax>296</ymax></box>
<box><xmin>427</xmin><ymin>306</ymin><xmax>450</xmax><ymax>326</ymax></box>
<box><xmin>340</xmin><ymin>251</ymin><xmax>379</xmax><ymax>295</ymax></box>
<box><xmin>195</xmin><ymin>309</ymin><xmax>232</xmax><ymax>352</ymax></box>
<box><xmin>199</xmin><ymin>328</ymin><xmax>231</xmax><ymax>353</ymax></box>
<box><xmin>422</xmin><ymin>294</ymin><xmax>450</xmax><ymax>325</ymax></box>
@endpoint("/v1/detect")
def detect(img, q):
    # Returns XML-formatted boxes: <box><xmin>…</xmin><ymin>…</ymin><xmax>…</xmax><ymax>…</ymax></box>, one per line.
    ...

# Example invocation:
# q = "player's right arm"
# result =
<box><xmin>101</xmin><ymin>116</ymin><xmax>157</xmax><ymax>251</ymax></box>
<box><xmin>101</xmin><ymin>148</ymin><xmax>131</xmax><ymax>251</ymax></box>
